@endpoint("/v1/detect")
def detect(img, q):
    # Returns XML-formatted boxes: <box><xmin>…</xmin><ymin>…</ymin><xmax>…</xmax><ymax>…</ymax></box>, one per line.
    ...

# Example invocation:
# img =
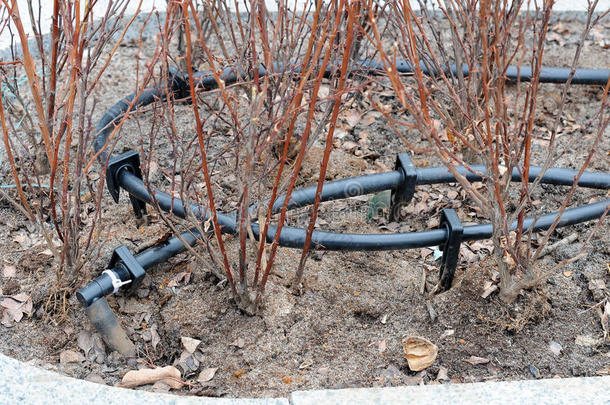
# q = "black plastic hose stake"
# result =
<box><xmin>78</xmin><ymin>60</ymin><xmax>610</xmax><ymax>355</ymax></box>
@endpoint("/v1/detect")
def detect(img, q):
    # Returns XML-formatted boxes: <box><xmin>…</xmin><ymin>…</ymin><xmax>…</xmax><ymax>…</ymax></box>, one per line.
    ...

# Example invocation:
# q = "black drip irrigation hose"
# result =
<box><xmin>79</xmin><ymin>60</ymin><xmax>610</xmax><ymax>309</ymax></box>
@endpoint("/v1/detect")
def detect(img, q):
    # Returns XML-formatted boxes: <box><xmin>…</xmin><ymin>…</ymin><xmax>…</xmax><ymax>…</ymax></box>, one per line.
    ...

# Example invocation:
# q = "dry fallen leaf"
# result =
<box><xmin>464</xmin><ymin>356</ymin><xmax>490</xmax><ymax>365</ymax></box>
<box><xmin>230</xmin><ymin>337</ymin><xmax>245</xmax><ymax>349</ymax></box>
<box><xmin>334</xmin><ymin>128</ymin><xmax>348</xmax><ymax>140</ymax></box>
<box><xmin>150</xmin><ymin>324</ymin><xmax>160</xmax><ymax>350</ymax></box>
<box><xmin>0</xmin><ymin>294</ymin><xmax>33</xmax><ymax>326</ymax></box>
<box><xmin>59</xmin><ymin>350</ymin><xmax>82</xmax><ymax>364</ymax></box>
<box><xmin>378</xmin><ymin>339</ymin><xmax>387</xmax><ymax>353</ymax></box>
<box><xmin>181</xmin><ymin>336</ymin><xmax>201</xmax><ymax>353</ymax></box>
<box><xmin>361</xmin><ymin>113</ymin><xmax>377</xmax><ymax>126</ymax></box>
<box><xmin>318</xmin><ymin>85</ymin><xmax>330</xmax><ymax>99</ymax></box>
<box><xmin>436</xmin><ymin>366</ymin><xmax>449</xmax><ymax>382</ymax></box>
<box><xmin>175</xmin><ymin>351</ymin><xmax>200</xmax><ymax>375</ymax></box>
<box><xmin>341</xmin><ymin>141</ymin><xmax>359</xmax><ymax>152</ymax></box>
<box><xmin>197</xmin><ymin>367</ymin><xmax>218</xmax><ymax>383</ymax></box>
<box><xmin>167</xmin><ymin>272</ymin><xmax>191</xmax><ymax>288</ymax></box>
<box><xmin>345</xmin><ymin>109</ymin><xmax>361</xmax><ymax>128</ymax></box>
<box><xmin>1</xmin><ymin>310</ymin><xmax>12</xmax><ymax>327</ymax></box>
<box><xmin>552</xmin><ymin>22</ymin><xmax>570</xmax><ymax>34</ymax></box>
<box><xmin>118</xmin><ymin>366</ymin><xmax>183</xmax><ymax>389</ymax></box>
<box><xmin>481</xmin><ymin>282</ymin><xmax>498</xmax><ymax>299</ymax></box>
<box><xmin>2</xmin><ymin>265</ymin><xmax>16</xmax><ymax>278</ymax></box>
<box><xmin>447</xmin><ymin>190</ymin><xmax>459</xmax><ymax>200</ymax></box>
<box><xmin>77</xmin><ymin>331</ymin><xmax>94</xmax><ymax>356</ymax></box>
<box><xmin>85</xmin><ymin>373</ymin><xmax>106</xmax><ymax>385</ymax></box>
<box><xmin>13</xmin><ymin>234</ymin><xmax>27</xmax><ymax>245</ymax></box>
<box><xmin>10</xmin><ymin>293</ymin><xmax>29</xmax><ymax>302</ymax></box>
<box><xmin>63</xmin><ymin>326</ymin><xmax>74</xmax><ymax>337</ymax></box>
<box><xmin>0</xmin><ymin>298</ymin><xmax>22</xmax><ymax>312</ymax></box>
<box><xmin>588</xmin><ymin>279</ymin><xmax>606</xmax><ymax>301</ymax></box>
<box><xmin>461</xmin><ymin>247</ymin><xmax>478</xmax><ymax>263</ymax></box>
<box><xmin>469</xmin><ymin>240</ymin><xmax>493</xmax><ymax>252</ymax></box>
<box><xmin>403</xmin><ymin>336</ymin><xmax>438</xmax><ymax>371</ymax></box>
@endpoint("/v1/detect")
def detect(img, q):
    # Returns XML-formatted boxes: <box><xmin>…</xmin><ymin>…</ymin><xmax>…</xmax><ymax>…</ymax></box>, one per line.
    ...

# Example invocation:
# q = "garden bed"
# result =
<box><xmin>0</xmin><ymin>12</ymin><xmax>608</xmax><ymax>398</ymax></box>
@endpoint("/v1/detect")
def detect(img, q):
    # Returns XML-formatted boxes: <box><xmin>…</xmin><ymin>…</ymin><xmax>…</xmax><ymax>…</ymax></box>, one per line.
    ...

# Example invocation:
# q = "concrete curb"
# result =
<box><xmin>0</xmin><ymin>353</ymin><xmax>287</xmax><ymax>405</ymax></box>
<box><xmin>290</xmin><ymin>376</ymin><xmax>610</xmax><ymax>404</ymax></box>
<box><xmin>2</xmin><ymin>353</ymin><xmax>609</xmax><ymax>404</ymax></box>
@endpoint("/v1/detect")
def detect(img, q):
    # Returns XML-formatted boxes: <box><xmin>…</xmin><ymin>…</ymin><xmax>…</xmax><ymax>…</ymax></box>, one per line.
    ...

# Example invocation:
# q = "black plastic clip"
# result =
<box><xmin>109</xmin><ymin>245</ymin><xmax>146</xmax><ymax>291</ymax></box>
<box><xmin>438</xmin><ymin>209</ymin><xmax>463</xmax><ymax>291</ymax></box>
<box><xmin>390</xmin><ymin>153</ymin><xmax>417</xmax><ymax>221</ymax></box>
<box><xmin>106</xmin><ymin>150</ymin><xmax>147</xmax><ymax>218</ymax></box>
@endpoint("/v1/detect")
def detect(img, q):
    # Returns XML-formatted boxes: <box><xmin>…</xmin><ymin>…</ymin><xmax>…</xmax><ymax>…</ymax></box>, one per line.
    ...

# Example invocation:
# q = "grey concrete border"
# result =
<box><xmin>2</xmin><ymin>352</ymin><xmax>610</xmax><ymax>404</ymax></box>
<box><xmin>0</xmin><ymin>353</ymin><xmax>287</xmax><ymax>405</ymax></box>
<box><xmin>290</xmin><ymin>376</ymin><xmax>610</xmax><ymax>404</ymax></box>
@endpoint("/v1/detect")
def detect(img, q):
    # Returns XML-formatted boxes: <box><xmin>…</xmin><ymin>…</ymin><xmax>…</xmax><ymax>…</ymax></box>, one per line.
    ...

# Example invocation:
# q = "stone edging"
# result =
<box><xmin>1</xmin><ymin>353</ymin><xmax>609</xmax><ymax>405</ymax></box>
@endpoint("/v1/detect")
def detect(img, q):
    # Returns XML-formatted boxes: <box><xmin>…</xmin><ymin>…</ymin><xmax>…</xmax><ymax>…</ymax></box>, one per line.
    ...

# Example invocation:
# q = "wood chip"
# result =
<box><xmin>464</xmin><ymin>356</ymin><xmax>490</xmax><ymax>365</ymax></box>
<box><xmin>538</xmin><ymin>232</ymin><xmax>578</xmax><ymax>258</ymax></box>
<box><xmin>118</xmin><ymin>366</ymin><xmax>183</xmax><ymax>389</ymax></box>
<box><xmin>440</xmin><ymin>329</ymin><xmax>455</xmax><ymax>339</ymax></box>
<box><xmin>481</xmin><ymin>283</ymin><xmax>498</xmax><ymax>299</ymax></box>
<box><xmin>299</xmin><ymin>359</ymin><xmax>314</xmax><ymax>369</ymax></box>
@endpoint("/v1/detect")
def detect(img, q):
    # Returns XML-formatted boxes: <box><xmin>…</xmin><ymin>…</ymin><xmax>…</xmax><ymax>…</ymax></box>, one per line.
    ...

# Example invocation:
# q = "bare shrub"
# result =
<box><xmin>0</xmin><ymin>0</ymin><xmax>143</xmax><ymax>315</ymax></box>
<box><xmin>122</xmin><ymin>0</ymin><xmax>366</xmax><ymax>313</ymax></box>
<box><xmin>366</xmin><ymin>0</ymin><xmax>609</xmax><ymax>302</ymax></box>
